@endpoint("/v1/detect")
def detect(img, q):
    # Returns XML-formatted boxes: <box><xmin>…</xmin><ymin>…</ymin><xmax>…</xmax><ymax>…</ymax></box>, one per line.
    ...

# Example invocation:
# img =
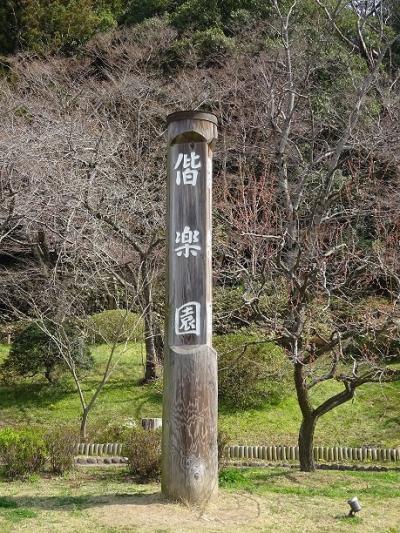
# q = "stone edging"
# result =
<box><xmin>75</xmin><ymin>456</ymin><xmax>128</xmax><ymax>465</ymax></box>
<box><xmin>227</xmin><ymin>461</ymin><xmax>400</xmax><ymax>472</ymax></box>
<box><xmin>74</xmin><ymin>456</ymin><xmax>400</xmax><ymax>472</ymax></box>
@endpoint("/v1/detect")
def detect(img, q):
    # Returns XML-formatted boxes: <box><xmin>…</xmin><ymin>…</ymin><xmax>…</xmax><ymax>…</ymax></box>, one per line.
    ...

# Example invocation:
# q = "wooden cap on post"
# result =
<box><xmin>167</xmin><ymin>111</ymin><xmax>218</xmax><ymax>145</ymax></box>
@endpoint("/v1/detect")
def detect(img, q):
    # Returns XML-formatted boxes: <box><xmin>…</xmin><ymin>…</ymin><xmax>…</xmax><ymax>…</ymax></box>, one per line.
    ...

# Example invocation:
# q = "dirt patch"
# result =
<box><xmin>90</xmin><ymin>491</ymin><xmax>265</xmax><ymax>532</ymax></box>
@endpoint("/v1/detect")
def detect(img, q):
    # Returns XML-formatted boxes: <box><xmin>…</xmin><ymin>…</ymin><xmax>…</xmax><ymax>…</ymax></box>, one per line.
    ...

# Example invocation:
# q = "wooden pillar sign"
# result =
<box><xmin>162</xmin><ymin>111</ymin><xmax>218</xmax><ymax>503</ymax></box>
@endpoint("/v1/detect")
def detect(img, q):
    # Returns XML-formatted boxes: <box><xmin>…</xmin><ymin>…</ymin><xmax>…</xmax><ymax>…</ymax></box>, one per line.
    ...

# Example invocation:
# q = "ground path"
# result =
<box><xmin>0</xmin><ymin>467</ymin><xmax>399</xmax><ymax>532</ymax></box>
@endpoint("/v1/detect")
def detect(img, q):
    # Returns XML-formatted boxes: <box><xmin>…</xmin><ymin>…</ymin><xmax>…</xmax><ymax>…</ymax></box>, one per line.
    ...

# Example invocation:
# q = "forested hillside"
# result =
<box><xmin>0</xmin><ymin>0</ymin><xmax>399</xmax><ymax>471</ymax></box>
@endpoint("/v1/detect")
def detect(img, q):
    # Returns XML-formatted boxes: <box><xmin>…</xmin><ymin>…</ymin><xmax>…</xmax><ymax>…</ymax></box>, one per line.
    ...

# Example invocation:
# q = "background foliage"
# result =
<box><xmin>2</xmin><ymin>321</ymin><xmax>94</xmax><ymax>383</ymax></box>
<box><xmin>0</xmin><ymin>0</ymin><xmax>399</xmax><ymax>453</ymax></box>
<box><xmin>215</xmin><ymin>331</ymin><xmax>291</xmax><ymax>409</ymax></box>
<box><xmin>0</xmin><ymin>427</ymin><xmax>46</xmax><ymax>479</ymax></box>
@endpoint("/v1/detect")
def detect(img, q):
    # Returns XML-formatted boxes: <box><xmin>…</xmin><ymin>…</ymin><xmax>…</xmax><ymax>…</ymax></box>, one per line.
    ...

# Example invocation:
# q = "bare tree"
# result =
<box><xmin>6</xmin><ymin>274</ymin><xmax>144</xmax><ymax>440</ymax></box>
<box><xmin>0</xmin><ymin>48</ymin><xmax>170</xmax><ymax>381</ymax></box>
<box><xmin>217</xmin><ymin>0</ymin><xmax>400</xmax><ymax>471</ymax></box>
<box><xmin>0</xmin><ymin>214</ymin><xmax>146</xmax><ymax>439</ymax></box>
<box><xmin>204</xmin><ymin>0</ymin><xmax>400</xmax><ymax>471</ymax></box>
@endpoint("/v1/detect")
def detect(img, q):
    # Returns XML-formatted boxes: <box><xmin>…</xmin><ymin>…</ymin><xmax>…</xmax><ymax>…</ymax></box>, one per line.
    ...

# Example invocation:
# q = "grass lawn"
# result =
<box><xmin>0</xmin><ymin>467</ymin><xmax>399</xmax><ymax>532</ymax></box>
<box><xmin>0</xmin><ymin>343</ymin><xmax>399</xmax><ymax>447</ymax></box>
<box><xmin>0</xmin><ymin>343</ymin><xmax>162</xmax><ymax>440</ymax></box>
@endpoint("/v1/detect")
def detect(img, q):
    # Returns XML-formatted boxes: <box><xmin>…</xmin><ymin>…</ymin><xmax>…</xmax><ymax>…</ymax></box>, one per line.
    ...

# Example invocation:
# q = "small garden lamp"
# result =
<box><xmin>347</xmin><ymin>497</ymin><xmax>362</xmax><ymax>516</ymax></box>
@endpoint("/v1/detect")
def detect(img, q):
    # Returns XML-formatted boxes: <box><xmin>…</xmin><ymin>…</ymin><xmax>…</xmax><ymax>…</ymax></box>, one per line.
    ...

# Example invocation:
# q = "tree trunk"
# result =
<box><xmin>298</xmin><ymin>415</ymin><xmax>317</xmax><ymax>472</ymax></box>
<box><xmin>80</xmin><ymin>409</ymin><xmax>89</xmax><ymax>441</ymax></box>
<box><xmin>141</xmin><ymin>262</ymin><xmax>158</xmax><ymax>383</ymax></box>
<box><xmin>153</xmin><ymin>318</ymin><xmax>164</xmax><ymax>363</ymax></box>
<box><xmin>143</xmin><ymin>304</ymin><xmax>158</xmax><ymax>382</ymax></box>
<box><xmin>143</xmin><ymin>321</ymin><xmax>157</xmax><ymax>382</ymax></box>
<box><xmin>293</xmin><ymin>361</ymin><xmax>317</xmax><ymax>472</ymax></box>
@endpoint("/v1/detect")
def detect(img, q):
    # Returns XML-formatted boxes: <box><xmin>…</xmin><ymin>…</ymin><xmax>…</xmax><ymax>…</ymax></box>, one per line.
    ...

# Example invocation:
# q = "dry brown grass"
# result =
<box><xmin>0</xmin><ymin>467</ymin><xmax>399</xmax><ymax>532</ymax></box>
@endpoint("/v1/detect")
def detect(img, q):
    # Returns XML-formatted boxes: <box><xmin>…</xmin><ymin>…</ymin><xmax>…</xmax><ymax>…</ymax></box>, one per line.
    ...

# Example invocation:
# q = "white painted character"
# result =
<box><xmin>175</xmin><ymin>226</ymin><xmax>201</xmax><ymax>258</ymax></box>
<box><xmin>174</xmin><ymin>151</ymin><xmax>201</xmax><ymax>186</ymax></box>
<box><xmin>175</xmin><ymin>302</ymin><xmax>201</xmax><ymax>336</ymax></box>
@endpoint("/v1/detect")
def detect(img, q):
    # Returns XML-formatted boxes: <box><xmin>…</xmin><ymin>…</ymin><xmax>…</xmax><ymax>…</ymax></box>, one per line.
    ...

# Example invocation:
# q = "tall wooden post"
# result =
<box><xmin>162</xmin><ymin>111</ymin><xmax>218</xmax><ymax>503</ymax></box>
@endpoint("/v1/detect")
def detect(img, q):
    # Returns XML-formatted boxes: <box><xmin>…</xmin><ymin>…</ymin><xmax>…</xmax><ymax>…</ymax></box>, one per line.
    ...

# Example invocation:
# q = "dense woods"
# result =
<box><xmin>0</xmin><ymin>0</ymin><xmax>399</xmax><ymax>471</ymax></box>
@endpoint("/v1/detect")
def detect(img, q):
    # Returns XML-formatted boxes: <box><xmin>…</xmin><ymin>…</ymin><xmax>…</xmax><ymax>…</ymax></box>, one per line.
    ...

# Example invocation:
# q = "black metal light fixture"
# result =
<box><xmin>347</xmin><ymin>496</ymin><xmax>362</xmax><ymax>516</ymax></box>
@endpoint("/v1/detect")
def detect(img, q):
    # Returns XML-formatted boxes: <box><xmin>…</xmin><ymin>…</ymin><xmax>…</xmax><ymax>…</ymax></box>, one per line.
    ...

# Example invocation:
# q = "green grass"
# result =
<box><xmin>219</xmin><ymin>377</ymin><xmax>400</xmax><ymax>446</ymax></box>
<box><xmin>4</xmin><ymin>508</ymin><xmax>37</xmax><ymax>523</ymax></box>
<box><xmin>0</xmin><ymin>343</ymin><xmax>399</xmax><ymax>446</ymax></box>
<box><xmin>219</xmin><ymin>467</ymin><xmax>400</xmax><ymax>499</ymax></box>
<box><xmin>0</xmin><ymin>343</ymin><xmax>162</xmax><ymax>439</ymax></box>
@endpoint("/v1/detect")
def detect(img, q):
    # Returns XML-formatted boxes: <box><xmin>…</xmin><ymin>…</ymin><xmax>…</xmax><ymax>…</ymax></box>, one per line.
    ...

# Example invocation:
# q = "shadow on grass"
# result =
<box><xmin>217</xmin><ymin>400</ymin><xmax>280</xmax><ymax>416</ymax></box>
<box><xmin>0</xmin><ymin>382</ymin><xmax>74</xmax><ymax>412</ymax></box>
<box><xmin>133</xmin><ymin>392</ymin><xmax>162</xmax><ymax>418</ymax></box>
<box><xmin>0</xmin><ymin>492</ymin><xmax>166</xmax><ymax>512</ymax></box>
<box><xmin>223</xmin><ymin>467</ymin><xmax>295</xmax><ymax>479</ymax></box>
<box><xmin>80</xmin><ymin>376</ymin><xmax>162</xmax><ymax>400</ymax></box>
<box><xmin>0</xmin><ymin>375</ymin><xmax>162</xmax><ymax>415</ymax></box>
<box><xmin>334</xmin><ymin>514</ymin><xmax>362</xmax><ymax>525</ymax></box>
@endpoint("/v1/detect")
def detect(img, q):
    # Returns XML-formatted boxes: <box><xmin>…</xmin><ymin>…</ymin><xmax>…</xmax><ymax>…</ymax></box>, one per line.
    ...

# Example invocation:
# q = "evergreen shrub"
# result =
<box><xmin>0</xmin><ymin>427</ymin><xmax>46</xmax><ymax>479</ymax></box>
<box><xmin>215</xmin><ymin>331</ymin><xmax>291</xmax><ymax>409</ymax></box>
<box><xmin>89</xmin><ymin>417</ymin><xmax>138</xmax><ymax>442</ymax></box>
<box><xmin>2</xmin><ymin>321</ymin><xmax>93</xmax><ymax>383</ymax></box>
<box><xmin>191</xmin><ymin>27</ymin><xmax>234</xmax><ymax>65</ymax></box>
<box><xmin>87</xmin><ymin>310</ymin><xmax>144</xmax><ymax>344</ymax></box>
<box><xmin>0</xmin><ymin>0</ymin><xmax>121</xmax><ymax>55</ymax></box>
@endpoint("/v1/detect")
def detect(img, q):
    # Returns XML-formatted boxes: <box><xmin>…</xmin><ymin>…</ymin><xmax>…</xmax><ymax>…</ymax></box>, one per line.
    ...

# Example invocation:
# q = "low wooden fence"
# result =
<box><xmin>76</xmin><ymin>442</ymin><xmax>400</xmax><ymax>463</ymax></box>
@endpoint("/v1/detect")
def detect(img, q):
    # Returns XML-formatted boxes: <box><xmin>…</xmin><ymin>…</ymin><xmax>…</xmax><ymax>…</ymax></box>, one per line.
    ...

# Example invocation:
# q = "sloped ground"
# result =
<box><xmin>0</xmin><ymin>343</ymin><xmax>399</xmax><ymax>448</ymax></box>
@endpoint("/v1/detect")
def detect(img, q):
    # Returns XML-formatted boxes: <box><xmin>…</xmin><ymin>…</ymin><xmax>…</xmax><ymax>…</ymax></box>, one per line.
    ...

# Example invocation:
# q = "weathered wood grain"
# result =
<box><xmin>162</xmin><ymin>111</ymin><xmax>218</xmax><ymax>503</ymax></box>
